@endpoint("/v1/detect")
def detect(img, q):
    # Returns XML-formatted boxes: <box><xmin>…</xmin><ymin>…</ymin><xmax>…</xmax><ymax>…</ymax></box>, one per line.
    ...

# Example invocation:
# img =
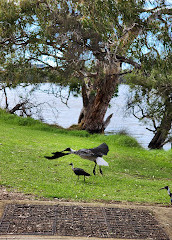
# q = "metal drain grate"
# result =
<box><xmin>0</xmin><ymin>204</ymin><xmax>169</xmax><ymax>239</ymax></box>
<box><xmin>0</xmin><ymin>204</ymin><xmax>56</xmax><ymax>235</ymax></box>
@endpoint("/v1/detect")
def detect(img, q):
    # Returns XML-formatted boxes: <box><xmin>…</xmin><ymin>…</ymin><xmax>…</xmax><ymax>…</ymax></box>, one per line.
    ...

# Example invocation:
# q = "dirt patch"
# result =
<box><xmin>0</xmin><ymin>186</ymin><xmax>37</xmax><ymax>201</ymax></box>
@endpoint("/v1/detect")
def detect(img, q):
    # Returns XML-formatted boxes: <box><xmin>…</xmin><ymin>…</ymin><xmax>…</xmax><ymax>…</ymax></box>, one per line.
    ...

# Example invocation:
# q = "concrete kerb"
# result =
<box><xmin>0</xmin><ymin>200</ymin><xmax>171</xmax><ymax>240</ymax></box>
<box><xmin>0</xmin><ymin>235</ymin><xmax>142</xmax><ymax>240</ymax></box>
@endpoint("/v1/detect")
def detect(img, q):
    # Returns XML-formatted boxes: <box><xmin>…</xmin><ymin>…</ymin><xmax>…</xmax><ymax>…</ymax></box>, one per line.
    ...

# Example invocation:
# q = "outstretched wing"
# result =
<box><xmin>89</xmin><ymin>143</ymin><xmax>109</xmax><ymax>156</ymax></box>
<box><xmin>44</xmin><ymin>151</ymin><xmax>70</xmax><ymax>159</ymax></box>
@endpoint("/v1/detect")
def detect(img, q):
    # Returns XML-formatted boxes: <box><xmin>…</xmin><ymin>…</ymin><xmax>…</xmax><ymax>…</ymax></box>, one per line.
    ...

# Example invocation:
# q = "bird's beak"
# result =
<box><xmin>159</xmin><ymin>187</ymin><xmax>165</xmax><ymax>190</ymax></box>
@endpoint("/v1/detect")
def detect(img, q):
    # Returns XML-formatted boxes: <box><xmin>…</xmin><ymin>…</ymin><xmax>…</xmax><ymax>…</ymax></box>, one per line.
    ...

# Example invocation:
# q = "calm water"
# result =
<box><xmin>0</xmin><ymin>83</ymin><xmax>171</xmax><ymax>150</ymax></box>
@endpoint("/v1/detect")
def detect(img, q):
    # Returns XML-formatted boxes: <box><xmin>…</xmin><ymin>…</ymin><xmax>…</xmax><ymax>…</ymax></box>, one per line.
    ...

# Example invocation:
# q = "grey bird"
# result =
<box><xmin>64</xmin><ymin>143</ymin><xmax>109</xmax><ymax>175</ymax></box>
<box><xmin>69</xmin><ymin>163</ymin><xmax>91</xmax><ymax>182</ymax></box>
<box><xmin>160</xmin><ymin>186</ymin><xmax>172</xmax><ymax>204</ymax></box>
<box><xmin>45</xmin><ymin>143</ymin><xmax>109</xmax><ymax>175</ymax></box>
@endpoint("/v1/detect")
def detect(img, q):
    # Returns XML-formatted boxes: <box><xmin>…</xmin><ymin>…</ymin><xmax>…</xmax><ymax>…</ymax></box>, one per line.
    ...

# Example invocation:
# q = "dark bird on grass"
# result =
<box><xmin>69</xmin><ymin>163</ymin><xmax>91</xmax><ymax>182</ymax></box>
<box><xmin>160</xmin><ymin>186</ymin><xmax>172</xmax><ymax>204</ymax></box>
<box><xmin>63</xmin><ymin>143</ymin><xmax>109</xmax><ymax>175</ymax></box>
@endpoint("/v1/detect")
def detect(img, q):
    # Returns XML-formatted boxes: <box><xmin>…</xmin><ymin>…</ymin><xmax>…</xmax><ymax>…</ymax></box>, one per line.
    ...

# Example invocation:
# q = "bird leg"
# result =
<box><xmin>84</xmin><ymin>176</ymin><xmax>85</xmax><ymax>182</ymax></box>
<box><xmin>99</xmin><ymin>166</ymin><xmax>103</xmax><ymax>175</ymax></box>
<box><xmin>93</xmin><ymin>162</ymin><xmax>97</xmax><ymax>175</ymax></box>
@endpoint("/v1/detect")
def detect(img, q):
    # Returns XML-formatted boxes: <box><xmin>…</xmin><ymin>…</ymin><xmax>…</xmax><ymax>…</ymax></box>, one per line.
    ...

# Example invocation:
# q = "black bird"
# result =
<box><xmin>62</xmin><ymin>143</ymin><xmax>109</xmax><ymax>175</ymax></box>
<box><xmin>160</xmin><ymin>186</ymin><xmax>172</xmax><ymax>204</ymax></box>
<box><xmin>69</xmin><ymin>163</ymin><xmax>91</xmax><ymax>182</ymax></box>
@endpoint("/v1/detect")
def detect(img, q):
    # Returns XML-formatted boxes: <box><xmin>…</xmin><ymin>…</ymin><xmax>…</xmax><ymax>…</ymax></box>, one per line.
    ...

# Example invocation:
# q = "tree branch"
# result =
<box><xmin>146</xmin><ymin>7</ymin><xmax>172</xmax><ymax>24</ymax></box>
<box><xmin>116</xmin><ymin>55</ymin><xmax>141</xmax><ymax>69</ymax></box>
<box><xmin>25</xmin><ymin>57</ymin><xmax>55</xmax><ymax>68</ymax></box>
<box><xmin>116</xmin><ymin>70</ymin><xmax>133</xmax><ymax>76</ymax></box>
<box><xmin>9</xmin><ymin>101</ymin><xmax>28</xmax><ymax>114</ymax></box>
<box><xmin>103</xmin><ymin>113</ymin><xmax>113</xmax><ymax>130</ymax></box>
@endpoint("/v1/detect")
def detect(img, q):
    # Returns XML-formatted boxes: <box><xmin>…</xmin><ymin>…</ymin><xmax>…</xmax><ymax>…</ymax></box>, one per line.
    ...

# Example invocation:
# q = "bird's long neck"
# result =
<box><xmin>71</xmin><ymin>164</ymin><xmax>74</xmax><ymax>170</ymax></box>
<box><xmin>68</xmin><ymin>148</ymin><xmax>75</xmax><ymax>154</ymax></box>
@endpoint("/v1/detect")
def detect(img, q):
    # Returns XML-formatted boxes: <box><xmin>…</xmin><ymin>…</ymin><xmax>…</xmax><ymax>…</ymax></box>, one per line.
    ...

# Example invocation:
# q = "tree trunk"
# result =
<box><xmin>78</xmin><ymin>62</ymin><xmax>120</xmax><ymax>133</ymax></box>
<box><xmin>148</xmin><ymin>97</ymin><xmax>172</xmax><ymax>149</ymax></box>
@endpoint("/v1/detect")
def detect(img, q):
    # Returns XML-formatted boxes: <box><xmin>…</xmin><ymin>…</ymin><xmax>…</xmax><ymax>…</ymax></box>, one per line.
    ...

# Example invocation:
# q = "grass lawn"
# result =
<box><xmin>0</xmin><ymin>109</ymin><xmax>172</xmax><ymax>204</ymax></box>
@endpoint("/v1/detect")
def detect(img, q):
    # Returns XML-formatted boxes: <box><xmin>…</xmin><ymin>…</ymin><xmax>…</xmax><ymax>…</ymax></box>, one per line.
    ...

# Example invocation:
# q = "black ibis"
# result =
<box><xmin>45</xmin><ymin>143</ymin><xmax>109</xmax><ymax>175</ymax></box>
<box><xmin>160</xmin><ymin>186</ymin><xmax>172</xmax><ymax>204</ymax></box>
<box><xmin>69</xmin><ymin>163</ymin><xmax>91</xmax><ymax>182</ymax></box>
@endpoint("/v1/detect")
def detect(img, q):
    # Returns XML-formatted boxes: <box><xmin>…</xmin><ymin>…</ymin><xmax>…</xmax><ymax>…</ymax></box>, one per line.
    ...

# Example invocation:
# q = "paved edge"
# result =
<box><xmin>0</xmin><ymin>236</ymin><xmax>145</xmax><ymax>240</ymax></box>
<box><xmin>0</xmin><ymin>236</ymin><xmax>128</xmax><ymax>240</ymax></box>
<box><xmin>0</xmin><ymin>235</ymin><xmax>143</xmax><ymax>240</ymax></box>
<box><xmin>0</xmin><ymin>200</ymin><xmax>171</xmax><ymax>240</ymax></box>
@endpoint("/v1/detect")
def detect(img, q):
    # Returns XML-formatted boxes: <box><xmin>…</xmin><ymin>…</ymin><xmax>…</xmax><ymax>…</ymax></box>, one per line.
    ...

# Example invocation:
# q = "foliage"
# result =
<box><xmin>0</xmin><ymin>0</ymin><xmax>172</xmax><ymax>138</ymax></box>
<box><xmin>0</xmin><ymin>110</ymin><xmax>172</xmax><ymax>204</ymax></box>
<box><xmin>125</xmin><ymin>53</ymin><xmax>172</xmax><ymax>147</ymax></box>
<box><xmin>0</xmin><ymin>0</ymin><xmax>171</xmax><ymax>84</ymax></box>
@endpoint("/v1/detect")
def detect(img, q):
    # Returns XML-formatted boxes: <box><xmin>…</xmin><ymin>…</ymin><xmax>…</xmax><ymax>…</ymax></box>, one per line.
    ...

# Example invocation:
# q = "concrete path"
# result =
<box><xmin>0</xmin><ymin>200</ymin><xmax>171</xmax><ymax>240</ymax></box>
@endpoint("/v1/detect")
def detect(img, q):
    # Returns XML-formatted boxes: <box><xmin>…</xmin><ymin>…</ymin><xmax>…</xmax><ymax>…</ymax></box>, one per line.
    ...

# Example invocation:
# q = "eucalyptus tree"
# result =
<box><xmin>126</xmin><ymin>53</ymin><xmax>172</xmax><ymax>149</ymax></box>
<box><xmin>0</xmin><ymin>0</ymin><xmax>172</xmax><ymax>134</ymax></box>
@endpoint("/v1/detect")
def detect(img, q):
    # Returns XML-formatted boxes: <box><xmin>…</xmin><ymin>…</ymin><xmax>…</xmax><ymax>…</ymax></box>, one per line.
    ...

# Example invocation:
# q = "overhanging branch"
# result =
<box><xmin>116</xmin><ymin>55</ymin><xmax>141</xmax><ymax>69</ymax></box>
<box><xmin>146</xmin><ymin>7</ymin><xmax>172</xmax><ymax>24</ymax></box>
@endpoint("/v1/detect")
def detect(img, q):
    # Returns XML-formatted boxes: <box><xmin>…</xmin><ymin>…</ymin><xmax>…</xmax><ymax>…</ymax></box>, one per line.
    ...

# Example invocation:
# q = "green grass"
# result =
<box><xmin>0</xmin><ymin>109</ymin><xmax>172</xmax><ymax>204</ymax></box>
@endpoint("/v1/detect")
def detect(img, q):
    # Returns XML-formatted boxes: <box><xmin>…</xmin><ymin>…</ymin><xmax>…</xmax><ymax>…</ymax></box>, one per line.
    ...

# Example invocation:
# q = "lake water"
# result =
<box><xmin>0</xmin><ymin>83</ymin><xmax>171</xmax><ymax>150</ymax></box>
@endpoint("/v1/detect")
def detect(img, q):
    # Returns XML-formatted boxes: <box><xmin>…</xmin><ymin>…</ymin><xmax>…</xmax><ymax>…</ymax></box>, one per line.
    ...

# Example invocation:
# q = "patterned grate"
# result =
<box><xmin>0</xmin><ymin>204</ymin><xmax>56</xmax><ymax>235</ymax></box>
<box><xmin>0</xmin><ymin>204</ymin><xmax>169</xmax><ymax>239</ymax></box>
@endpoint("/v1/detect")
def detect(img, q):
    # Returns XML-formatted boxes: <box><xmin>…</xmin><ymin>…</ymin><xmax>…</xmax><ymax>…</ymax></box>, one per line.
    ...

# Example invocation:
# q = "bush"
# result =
<box><xmin>114</xmin><ymin>135</ymin><xmax>141</xmax><ymax>148</ymax></box>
